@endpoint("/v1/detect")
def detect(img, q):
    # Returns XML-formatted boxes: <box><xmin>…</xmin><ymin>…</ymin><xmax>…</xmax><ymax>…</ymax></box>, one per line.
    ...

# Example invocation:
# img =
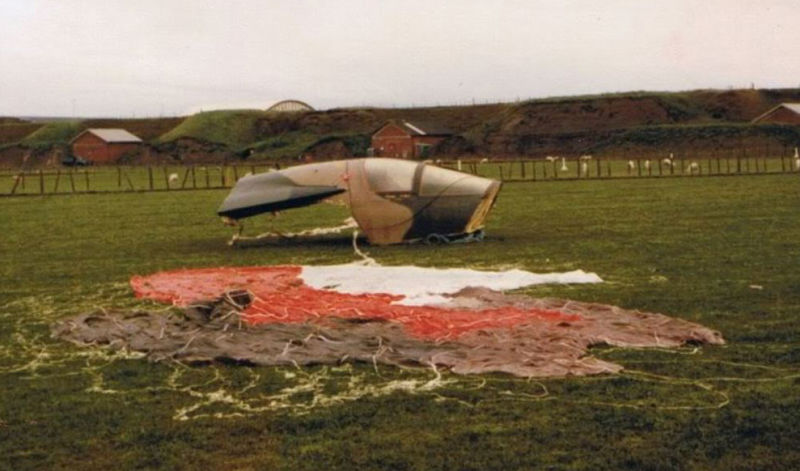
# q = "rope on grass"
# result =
<box><xmin>227</xmin><ymin>217</ymin><xmax>359</xmax><ymax>246</ymax></box>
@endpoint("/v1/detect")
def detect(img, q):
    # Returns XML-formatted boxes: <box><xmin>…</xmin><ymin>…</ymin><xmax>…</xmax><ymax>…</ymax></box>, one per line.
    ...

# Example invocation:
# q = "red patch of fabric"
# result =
<box><xmin>130</xmin><ymin>266</ymin><xmax>580</xmax><ymax>340</ymax></box>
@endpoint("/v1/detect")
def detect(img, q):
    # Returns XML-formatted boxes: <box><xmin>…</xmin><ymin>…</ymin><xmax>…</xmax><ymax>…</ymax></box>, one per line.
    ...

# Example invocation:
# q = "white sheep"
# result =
<box><xmin>480</xmin><ymin>158</ymin><xmax>489</xmax><ymax>163</ymax></box>
<box><xmin>560</xmin><ymin>157</ymin><xmax>568</xmax><ymax>171</ymax></box>
<box><xmin>794</xmin><ymin>157</ymin><xmax>800</xmax><ymax>170</ymax></box>
<box><xmin>545</xmin><ymin>156</ymin><xmax>556</xmax><ymax>162</ymax></box>
<box><xmin>580</xmin><ymin>161</ymin><xmax>588</xmax><ymax>175</ymax></box>
<box><xmin>686</xmin><ymin>162</ymin><xmax>699</xmax><ymax>174</ymax></box>
<box><xmin>644</xmin><ymin>160</ymin><xmax>651</xmax><ymax>170</ymax></box>
<box><xmin>627</xmin><ymin>160</ymin><xmax>636</xmax><ymax>170</ymax></box>
<box><xmin>168</xmin><ymin>172</ymin><xmax>179</xmax><ymax>183</ymax></box>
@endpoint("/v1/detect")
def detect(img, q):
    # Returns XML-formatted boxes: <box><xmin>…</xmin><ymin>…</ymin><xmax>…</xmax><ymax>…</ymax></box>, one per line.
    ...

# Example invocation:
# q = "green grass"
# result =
<box><xmin>2</xmin><ymin>159</ymin><xmax>797</xmax><ymax>196</ymax></box>
<box><xmin>1</xmin><ymin>175</ymin><xmax>800</xmax><ymax>470</ymax></box>
<box><xmin>247</xmin><ymin>131</ymin><xmax>322</xmax><ymax>160</ymax></box>
<box><xmin>157</xmin><ymin>110</ymin><xmax>271</xmax><ymax>149</ymax></box>
<box><xmin>20</xmin><ymin>121</ymin><xmax>83</xmax><ymax>148</ymax></box>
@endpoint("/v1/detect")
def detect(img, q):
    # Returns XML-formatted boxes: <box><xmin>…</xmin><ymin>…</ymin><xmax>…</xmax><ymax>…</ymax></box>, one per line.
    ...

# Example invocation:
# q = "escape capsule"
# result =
<box><xmin>218</xmin><ymin>158</ymin><xmax>501</xmax><ymax>245</ymax></box>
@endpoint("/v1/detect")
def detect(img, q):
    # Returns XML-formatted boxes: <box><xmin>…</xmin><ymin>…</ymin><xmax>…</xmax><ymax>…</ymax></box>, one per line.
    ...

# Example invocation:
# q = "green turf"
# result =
<box><xmin>1</xmin><ymin>175</ymin><xmax>799</xmax><ymax>470</ymax></box>
<box><xmin>157</xmin><ymin>110</ymin><xmax>271</xmax><ymax>150</ymax></box>
<box><xmin>2</xmin><ymin>159</ymin><xmax>797</xmax><ymax>196</ymax></box>
<box><xmin>20</xmin><ymin>121</ymin><xmax>83</xmax><ymax>148</ymax></box>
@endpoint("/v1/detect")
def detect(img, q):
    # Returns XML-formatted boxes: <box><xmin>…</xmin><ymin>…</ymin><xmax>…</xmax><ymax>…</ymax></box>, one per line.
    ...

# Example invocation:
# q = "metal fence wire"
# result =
<box><xmin>2</xmin><ymin>155</ymin><xmax>799</xmax><ymax>197</ymax></box>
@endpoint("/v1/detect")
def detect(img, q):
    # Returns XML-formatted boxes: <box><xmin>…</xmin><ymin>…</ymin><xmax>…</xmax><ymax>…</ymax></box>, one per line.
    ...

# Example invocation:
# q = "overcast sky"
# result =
<box><xmin>1</xmin><ymin>0</ymin><xmax>798</xmax><ymax>117</ymax></box>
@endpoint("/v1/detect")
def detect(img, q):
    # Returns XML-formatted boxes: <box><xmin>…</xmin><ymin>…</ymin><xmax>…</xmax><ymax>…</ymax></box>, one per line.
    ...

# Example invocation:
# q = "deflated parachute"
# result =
<box><xmin>53</xmin><ymin>265</ymin><xmax>724</xmax><ymax>378</ymax></box>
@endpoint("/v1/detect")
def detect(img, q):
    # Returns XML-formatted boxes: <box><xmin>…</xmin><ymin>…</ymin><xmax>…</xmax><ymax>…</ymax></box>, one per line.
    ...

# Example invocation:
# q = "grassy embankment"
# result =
<box><xmin>157</xmin><ymin>110</ymin><xmax>338</xmax><ymax>159</ymax></box>
<box><xmin>1</xmin><ymin>174</ymin><xmax>799</xmax><ymax>470</ymax></box>
<box><xmin>3</xmin><ymin>88</ymin><xmax>800</xmax><ymax>162</ymax></box>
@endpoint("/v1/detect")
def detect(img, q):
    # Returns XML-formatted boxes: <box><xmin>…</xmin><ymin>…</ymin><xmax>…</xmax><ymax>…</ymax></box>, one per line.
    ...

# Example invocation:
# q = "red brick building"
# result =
<box><xmin>371</xmin><ymin>121</ymin><xmax>452</xmax><ymax>159</ymax></box>
<box><xmin>70</xmin><ymin>128</ymin><xmax>143</xmax><ymax>164</ymax></box>
<box><xmin>751</xmin><ymin>103</ymin><xmax>800</xmax><ymax>125</ymax></box>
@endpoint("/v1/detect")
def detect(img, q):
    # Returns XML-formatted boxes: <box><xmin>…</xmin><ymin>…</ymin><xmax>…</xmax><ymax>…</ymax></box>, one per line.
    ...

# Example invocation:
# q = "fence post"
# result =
<box><xmin>123</xmin><ymin>169</ymin><xmax>134</xmax><ymax>191</ymax></box>
<box><xmin>499</xmin><ymin>164</ymin><xmax>504</xmax><ymax>181</ymax></box>
<box><xmin>192</xmin><ymin>166</ymin><xmax>197</xmax><ymax>188</ymax></box>
<box><xmin>180</xmin><ymin>167</ymin><xmax>189</xmax><ymax>188</ymax></box>
<box><xmin>84</xmin><ymin>169</ymin><xmax>89</xmax><ymax>191</ymax></box>
<box><xmin>39</xmin><ymin>170</ymin><xmax>44</xmax><ymax>194</ymax></box>
<box><xmin>148</xmin><ymin>166</ymin><xmax>154</xmax><ymax>190</ymax></box>
<box><xmin>117</xmin><ymin>167</ymin><xmax>122</xmax><ymax>188</ymax></box>
<box><xmin>10</xmin><ymin>174</ymin><xmax>21</xmax><ymax>195</ymax></box>
<box><xmin>69</xmin><ymin>169</ymin><xmax>76</xmax><ymax>192</ymax></box>
<box><xmin>205</xmin><ymin>166</ymin><xmax>210</xmax><ymax>188</ymax></box>
<box><xmin>163</xmin><ymin>166</ymin><xmax>170</xmax><ymax>190</ymax></box>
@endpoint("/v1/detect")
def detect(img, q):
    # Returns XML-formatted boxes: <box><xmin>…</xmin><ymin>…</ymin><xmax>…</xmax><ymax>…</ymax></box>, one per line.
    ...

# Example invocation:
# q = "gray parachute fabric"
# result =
<box><xmin>53</xmin><ymin>288</ymin><xmax>723</xmax><ymax>378</ymax></box>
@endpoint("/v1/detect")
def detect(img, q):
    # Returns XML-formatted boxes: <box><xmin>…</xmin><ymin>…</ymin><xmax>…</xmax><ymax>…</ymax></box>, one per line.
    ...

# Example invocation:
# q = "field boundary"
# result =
<box><xmin>1</xmin><ymin>156</ymin><xmax>799</xmax><ymax>197</ymax></box>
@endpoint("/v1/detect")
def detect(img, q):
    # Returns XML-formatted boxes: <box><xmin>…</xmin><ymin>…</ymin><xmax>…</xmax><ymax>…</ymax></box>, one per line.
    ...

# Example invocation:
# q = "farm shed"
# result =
<box><xmin>751</xmin><ymin>103</ymin><xmax>800</xmax><ymax>125</ymax></box>
<box><xmin>371</xmin><ymin>121</ymin><xmax>452</xmax><ymax>159</ymax></box>
<box><xmin>70</xmin><ymin>128</ymin><xmax>142</xmax><ymax>164</ymax></box>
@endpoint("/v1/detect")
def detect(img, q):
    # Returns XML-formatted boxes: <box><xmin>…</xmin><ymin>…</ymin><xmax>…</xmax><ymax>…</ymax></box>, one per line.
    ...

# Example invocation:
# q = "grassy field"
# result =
<box><xmin>1</xmin><ymin>175</ymin><xmax>799</xmax><ymax>470</ymax></box>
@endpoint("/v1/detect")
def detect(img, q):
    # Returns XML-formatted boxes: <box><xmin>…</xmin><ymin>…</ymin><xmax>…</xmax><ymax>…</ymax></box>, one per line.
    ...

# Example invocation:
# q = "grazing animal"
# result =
<box><xmin>794</xmin><ymin>157</ymin><xmax>800</xmax><ymax>170</ymax></box>
<box><xmin>581</xmin><ymin>161</ymin><xmax>588</xmax><ymax>175</ymax></box>
<box><xmin>686</xmin><ymin>162</ymin><xmax>699</xmax><ymax>174</ymax></box>
<box><xmin>560</xmin><ymin>157</ymin><xmax>568</xmax><ymax>171</ymax></box>
<box><xmin>627</xmin><ymin>160</ymin><xmax>636</xmax><ymax>170</ymax></box>
<box><xmin>168</xmin><ymin>173</ymin><xmax>179</xmax><ymax>183</ymax></box>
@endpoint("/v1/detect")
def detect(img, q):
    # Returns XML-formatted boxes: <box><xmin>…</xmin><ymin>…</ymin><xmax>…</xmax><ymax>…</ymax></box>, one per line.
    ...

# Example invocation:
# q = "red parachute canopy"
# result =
<box><xmin>130</xmin><ymin>266</ymin><xmax>580</xmax><ymax>341</ymax></box>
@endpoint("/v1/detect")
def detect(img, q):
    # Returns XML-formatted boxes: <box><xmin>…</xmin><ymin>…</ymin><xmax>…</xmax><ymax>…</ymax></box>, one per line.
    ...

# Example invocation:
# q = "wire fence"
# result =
<box><xmin>438</xmin><ymin>154</ymin><xmax>800</xmax><ymax>182</ymax></box>
<box><xmin>1</xmin><ymin>155</ymin><xmax>798</xmax><ymax>197</ymax></box>
<box><xmin>0</xmin><ymin>165</ymin><xmax>277</xmax><ymax>196</ymax></box>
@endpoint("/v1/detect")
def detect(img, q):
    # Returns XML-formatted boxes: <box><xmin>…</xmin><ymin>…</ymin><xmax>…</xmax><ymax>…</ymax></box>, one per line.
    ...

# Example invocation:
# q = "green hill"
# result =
<box><xmin>20</xmin><ymin>121</ymin><xmax>83</xmax><ymax>148</ymax></box>
<box><xmin>2</xmin><ymin>88</ymin><xmax>799</xmax><ymax>160</ymax></box>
